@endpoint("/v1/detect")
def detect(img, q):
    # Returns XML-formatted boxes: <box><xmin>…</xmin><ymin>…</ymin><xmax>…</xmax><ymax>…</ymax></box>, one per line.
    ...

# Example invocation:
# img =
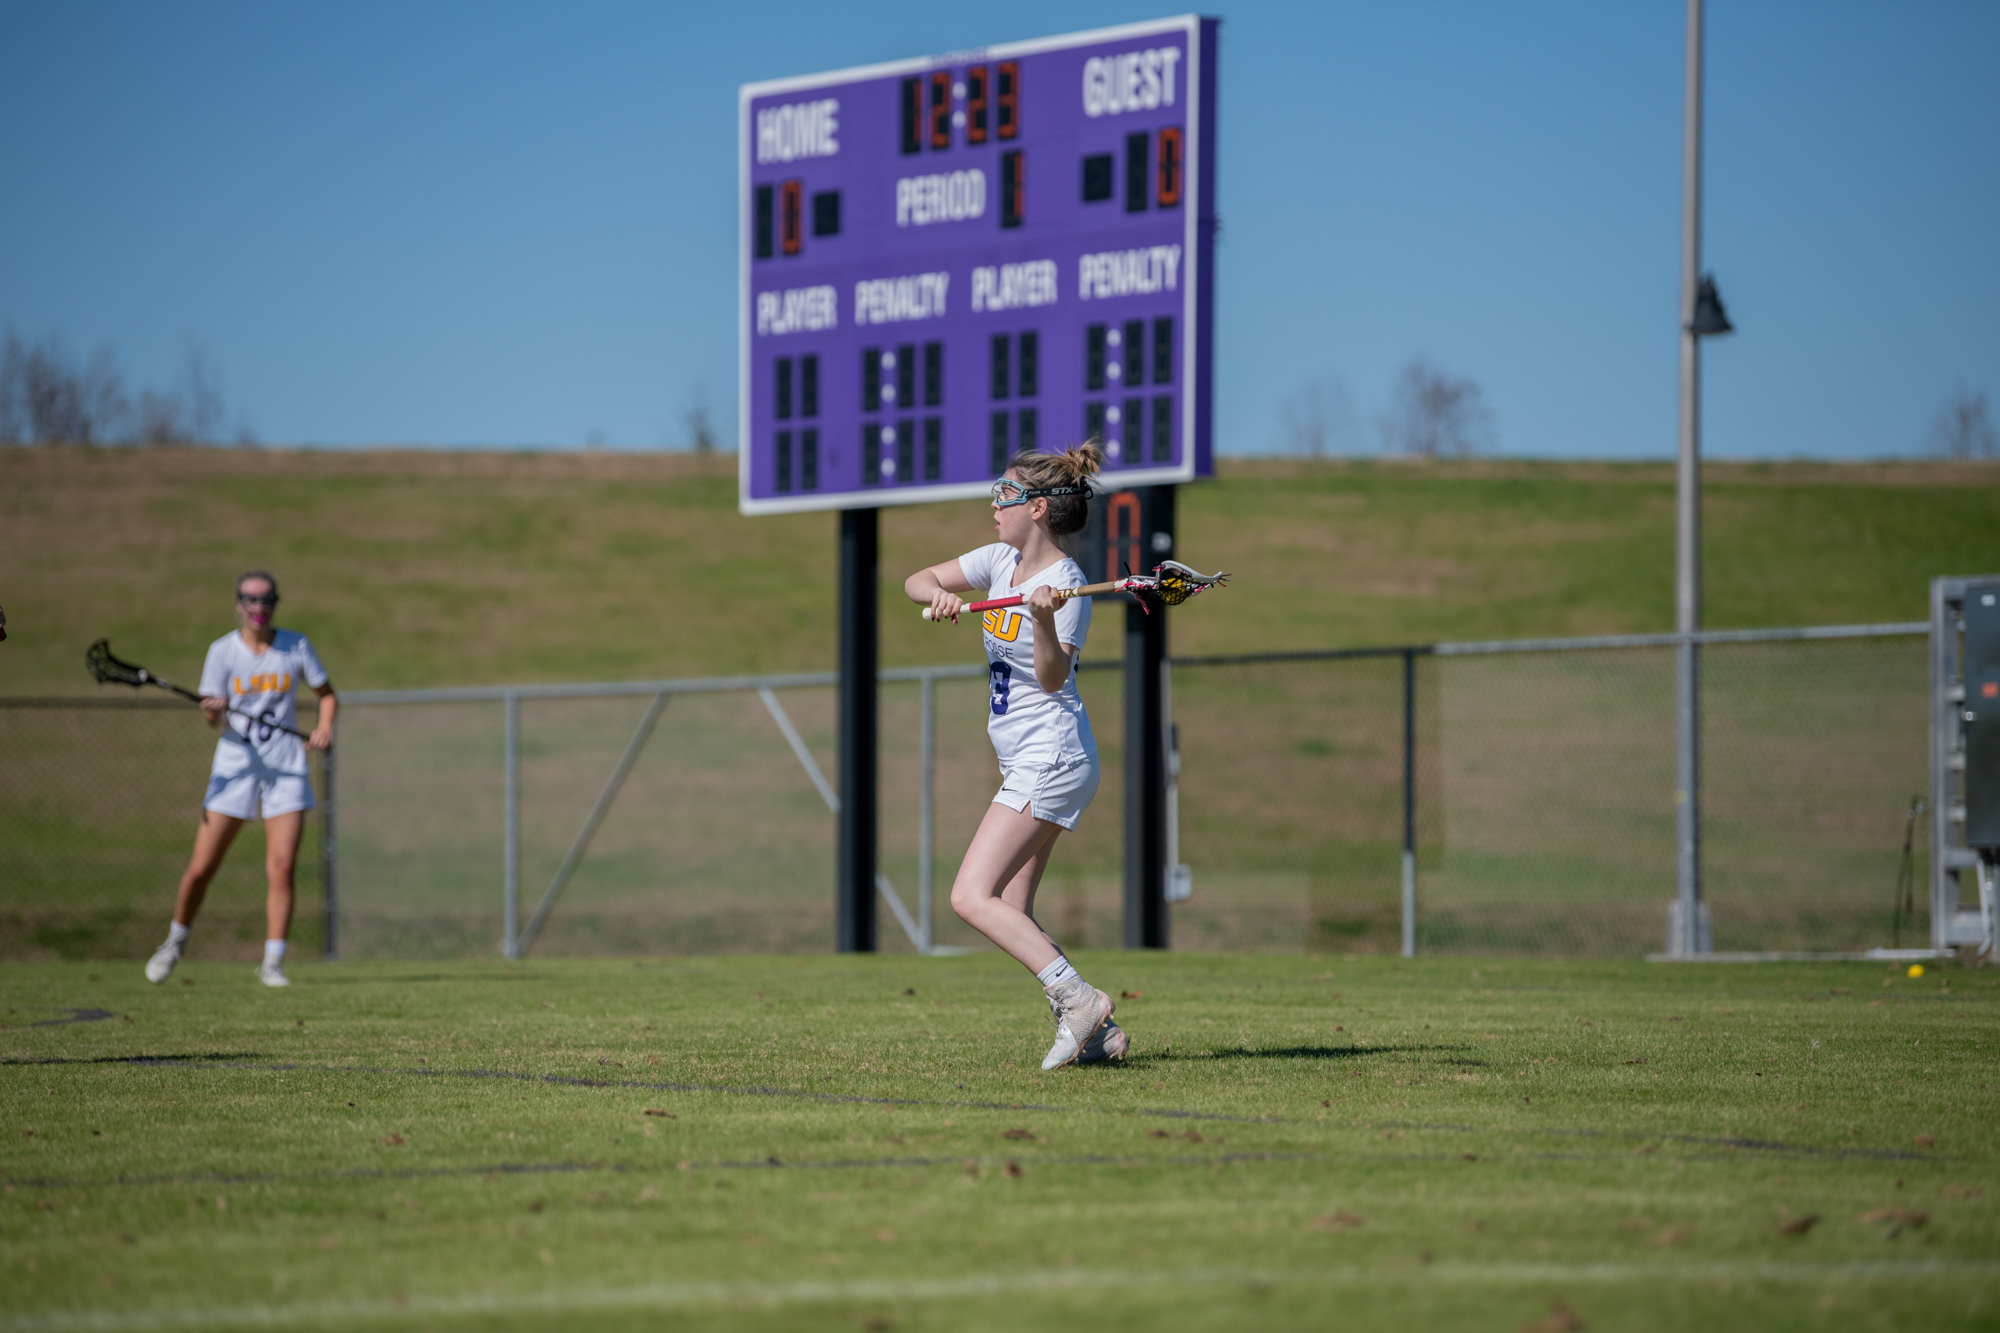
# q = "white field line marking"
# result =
<box><xmin>8</xmin><ymin>1261</ymin><xmax>1997</xmax><ymax>1331</ymax></box>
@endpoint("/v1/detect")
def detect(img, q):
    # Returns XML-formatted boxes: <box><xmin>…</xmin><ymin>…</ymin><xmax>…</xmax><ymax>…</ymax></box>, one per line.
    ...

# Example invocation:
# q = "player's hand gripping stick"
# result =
<box><xmin>922</xmin><ymin>561</ymin><xmax>1229</xmax><ymax>620</ymax></box>
<box><xmin>85</xmin><ymin>638</ymin><xmax>312</xmax><ymax>739</ymax></box>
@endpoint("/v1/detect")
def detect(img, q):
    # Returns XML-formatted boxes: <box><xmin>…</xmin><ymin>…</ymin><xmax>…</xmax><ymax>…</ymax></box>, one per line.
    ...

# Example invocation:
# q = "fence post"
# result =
<box><xmin>321</xmin><ymin>741</ymin><xmax>339</xmax><ymax>961</ymax></box>
<box><xmin>1401</xmin><ymin>649</ymin><xmax>1417</xmax><ymax>959</ymax></box>
<box><xmin>1673</xmin><ymin>635</ymin><xmax>1707</xmax><ymax>955</ymax></box>
<box><xmin>919</xmin><ymin>671</ymin><xmax>936</xmax><ymax>954</ymax></box>
<box><xmin>503</xmin><ymin>690</ymin><xmax>520</xmax><ymax>960</ymax></box>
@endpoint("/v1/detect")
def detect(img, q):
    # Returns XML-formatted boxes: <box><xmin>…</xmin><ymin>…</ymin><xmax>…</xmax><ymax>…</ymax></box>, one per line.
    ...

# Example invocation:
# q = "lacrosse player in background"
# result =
<box><xmin>145</xmin><ymin>571</ymin><xmax>335</xmax><ymax>988</ymax></box>
<box><xmin>904</xmin><ymin>442</ymin><xmax>1129</xmax><ymax>1070</ymax></box>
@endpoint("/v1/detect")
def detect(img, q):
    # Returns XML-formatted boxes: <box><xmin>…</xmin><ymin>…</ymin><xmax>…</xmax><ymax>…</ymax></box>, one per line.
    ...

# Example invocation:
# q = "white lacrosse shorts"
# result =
<box><xmin>204</xmin><ymin>739</ymin><xmax>315</xmax><ymax>820</ymax></box>
<box><xmin>993</xmin><ymin>754</ymin><xmax>1100</xmax><ymax>830</ymax></box>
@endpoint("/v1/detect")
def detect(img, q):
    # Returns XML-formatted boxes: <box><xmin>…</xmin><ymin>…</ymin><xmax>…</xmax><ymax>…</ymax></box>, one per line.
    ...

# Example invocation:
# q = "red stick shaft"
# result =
<box><xmin>921</xmin><ymin>580</ymin><xmax>1128</xmax><ymax>620</ymax></box>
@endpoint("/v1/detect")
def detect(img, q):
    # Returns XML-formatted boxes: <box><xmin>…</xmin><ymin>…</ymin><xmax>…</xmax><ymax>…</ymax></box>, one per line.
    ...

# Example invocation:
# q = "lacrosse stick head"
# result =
<box><xmin>1145</xmin><ymin>560</ymin><xmax>1229</xmax><ymax>607</ymax></box>
<box><xmin>85</xmin><ymin>639</ymin><xmax>151</xmax><ymax>688</ymax></box>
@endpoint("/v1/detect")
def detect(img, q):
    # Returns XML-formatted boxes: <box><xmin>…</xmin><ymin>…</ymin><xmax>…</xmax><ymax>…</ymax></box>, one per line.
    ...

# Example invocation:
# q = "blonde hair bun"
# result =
<box><xmin>1007</xmin><ymin>440</ymin><xmax>1104</xmax><ymax>537</ymax></box>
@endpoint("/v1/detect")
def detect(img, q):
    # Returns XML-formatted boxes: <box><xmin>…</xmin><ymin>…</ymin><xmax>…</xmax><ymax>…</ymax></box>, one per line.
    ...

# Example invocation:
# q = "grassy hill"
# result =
<box><xmin>1</xmin><ymin>447</ymin><xmax>1994</xmax><ymax>695</ymax></box>
<box><xmin>3</xmin><ymin>446</ymin><xmax>1989</xmax><ymax>964</ymax></box>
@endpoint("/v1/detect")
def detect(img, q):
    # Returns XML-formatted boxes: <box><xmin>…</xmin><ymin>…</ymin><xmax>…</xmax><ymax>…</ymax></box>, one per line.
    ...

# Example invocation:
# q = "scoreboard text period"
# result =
<box><xmin>738</xmin><ymin>15</ymin><xmax>1218</xmax><ymax>515</ymax></box>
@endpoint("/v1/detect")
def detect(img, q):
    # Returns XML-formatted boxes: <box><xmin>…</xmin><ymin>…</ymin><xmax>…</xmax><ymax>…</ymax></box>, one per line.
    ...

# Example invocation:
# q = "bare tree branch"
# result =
<box><xmin>137</xmin><ymin>347</ymin><xmax>231</xmax><ymax>445</ymax></box>
<box><xmin>5</xmin><ymin>335</ymin><xmax>129</xmax><ymax>443</ymax></box>
<box><xmin>1280</xmin><ymin>373</ymin><xmax>1363</xmax><ymax>458</ymax></box>
<box><xmin>0</xmin><ymin>331</ymin><xmax>244</xmax><ymax>446</ymax></box>
<box><xmin>683</xmin><ymin>382</ymin><xmax>719</xmax><ymax>454</ymax></box>
<box><xmin>1382</xmin><ymin>357</ymin><xmax>1496</xmax><ymax>458</ymax></box>
<box><xmin>0</xmin><ymin>331</ymin><xmax>24</xmax><ymax>443</ymax></box>
<box><xmin>1927</xmin><ymin>385</ymin><xmax>1997</xmax><ymax>460</ymax></box>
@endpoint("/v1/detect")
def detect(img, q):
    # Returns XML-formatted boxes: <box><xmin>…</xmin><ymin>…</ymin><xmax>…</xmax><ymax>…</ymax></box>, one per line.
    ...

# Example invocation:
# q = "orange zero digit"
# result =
<box><xmin>779</xmin><ymin>179</ymin><xmax>803</xmax><ymax>254</ymax></box>
<box><xmin>1156</xmin><ymin>127</ymin><xmax>1183</xmax><ymax>208</ymax></box>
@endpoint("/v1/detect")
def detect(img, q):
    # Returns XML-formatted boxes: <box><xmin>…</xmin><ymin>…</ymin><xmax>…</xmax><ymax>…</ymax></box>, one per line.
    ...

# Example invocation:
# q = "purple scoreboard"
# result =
<box><xmin>738</xmin><ymin>15</ymin><xmax>1218</xmax><ymax>515</ymax></box>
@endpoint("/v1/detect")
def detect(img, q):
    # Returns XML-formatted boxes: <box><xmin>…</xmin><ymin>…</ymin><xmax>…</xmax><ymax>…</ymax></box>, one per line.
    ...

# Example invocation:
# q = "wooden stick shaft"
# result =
<box><xmin>923</xmin><ymin>580</ymin><xmax>1124</xmax><ymax>620</ymax></box>
<box><xmin>971</xmin><ymin>580</ymin><xmax>1120</xmax><ymax>613</ymax></box>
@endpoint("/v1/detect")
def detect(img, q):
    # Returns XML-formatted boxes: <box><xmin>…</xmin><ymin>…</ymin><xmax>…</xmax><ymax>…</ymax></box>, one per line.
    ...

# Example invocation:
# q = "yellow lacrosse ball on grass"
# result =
<box><xmin>1907</xmin><ymin>964</ymin><xmax>1926</xmax><ymax>979</ymax></box>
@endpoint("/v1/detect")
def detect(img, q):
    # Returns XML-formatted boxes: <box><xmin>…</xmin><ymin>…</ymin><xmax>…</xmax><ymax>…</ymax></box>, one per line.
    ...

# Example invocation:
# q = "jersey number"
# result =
<box><xmin>989</xmin><ymin>660</ymin><xmax>1012</xmax><ymax>716</ymax></box>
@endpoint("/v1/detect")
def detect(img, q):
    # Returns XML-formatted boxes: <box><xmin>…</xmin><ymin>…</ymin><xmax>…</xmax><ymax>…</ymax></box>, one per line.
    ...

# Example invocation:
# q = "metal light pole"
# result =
<box><xmin>1672</xmin><ymin>0</ymin><xmax>1731</xmax><ymax>957</ymax></box>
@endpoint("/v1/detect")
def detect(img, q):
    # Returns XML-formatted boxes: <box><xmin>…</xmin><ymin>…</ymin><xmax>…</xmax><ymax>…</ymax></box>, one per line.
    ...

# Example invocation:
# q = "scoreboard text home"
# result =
<box><xmin>738</xmin><ymin>16</ymin><xmax>1218</xmax><ymax>515</ymax></box>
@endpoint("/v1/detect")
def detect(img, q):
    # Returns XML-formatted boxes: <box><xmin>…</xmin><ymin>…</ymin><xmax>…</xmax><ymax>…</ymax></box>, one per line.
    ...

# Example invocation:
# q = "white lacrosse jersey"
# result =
<box><xmin>956</xmin><ymin>543</ymin><xmax>1096</xmax><ymax>769</ymax></box>
<box><xmin>198</xmin><ymin>630</ymin><xmax>328</xmax><ymax>759</ymax></box>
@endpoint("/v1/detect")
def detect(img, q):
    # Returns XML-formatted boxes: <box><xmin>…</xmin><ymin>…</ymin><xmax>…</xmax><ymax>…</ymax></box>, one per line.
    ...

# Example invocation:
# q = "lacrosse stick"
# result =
<box><xmin>85</xmin><ymin>639</ymin><xmax>311</xmax><ymax>740</ymax></box>
<box><xmin>922</xmin><ymin>560</ymin><xmax>1229</xmax><ymax>620</ymax></box>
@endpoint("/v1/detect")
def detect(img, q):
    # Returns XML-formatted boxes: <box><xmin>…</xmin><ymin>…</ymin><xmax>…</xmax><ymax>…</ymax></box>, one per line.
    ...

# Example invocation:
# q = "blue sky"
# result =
<box><xmin>1</xmin><ymin>0</ymin><xmax>1994</xmax><ymax>458</ymax></box>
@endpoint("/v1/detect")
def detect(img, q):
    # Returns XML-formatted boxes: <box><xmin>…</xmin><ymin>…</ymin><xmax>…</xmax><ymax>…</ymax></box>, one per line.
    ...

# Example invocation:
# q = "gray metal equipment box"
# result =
<box><xmin>1931</xmin><ymin>574</ymin><xmax>2000</xmax><ymax>954</ymax></box>
<box><xmin>1966</xmin><ymin>584</ymin><xmax>2000</xmax><ymax>849</ymax></box>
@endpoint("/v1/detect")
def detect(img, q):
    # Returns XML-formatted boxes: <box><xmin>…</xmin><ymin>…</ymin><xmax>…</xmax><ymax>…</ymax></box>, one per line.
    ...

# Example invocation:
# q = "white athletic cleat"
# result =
<box><xmin>145</xmin><ymin>938</ymin><xmax>184</xmax><ymax>984</ymax></box>
<box><xmin>1081</xmin><ymin>1020</ymin><xmax>1130</xmax><ymax>1063</ymax></box>
<box><xmin>1041</xmin><ymin>979</ymin><xmax>1113</xmax><ymax>1071</ymax></box>
<box><xmin>1047</xmin><ymin>992</ymin><xmax>1130</xmax><ymax>1063</ymax></box>
<box><xmin>257</xmin><ymin>959</ymin><xmax>291</xmax><ymax>988</ymax></box>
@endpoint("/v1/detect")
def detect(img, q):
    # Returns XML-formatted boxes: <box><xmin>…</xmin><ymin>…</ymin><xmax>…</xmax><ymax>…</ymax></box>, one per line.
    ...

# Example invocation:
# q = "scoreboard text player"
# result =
<box><xmin>738</xmin><ymin>15</ymin><xmax>1218</xmax><ymax>515</ymax></box>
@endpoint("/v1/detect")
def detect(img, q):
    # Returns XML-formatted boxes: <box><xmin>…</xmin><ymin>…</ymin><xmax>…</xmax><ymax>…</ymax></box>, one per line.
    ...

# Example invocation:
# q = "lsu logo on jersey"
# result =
<box><xmin>233</xmin><ymin>671</ymin><xmax>292</xmax><ymax>696</ymax></box>
<box><xmin>982</xmin><ymin>608</ymin><xmax>1024</xmax><ymax>642</ymax></box>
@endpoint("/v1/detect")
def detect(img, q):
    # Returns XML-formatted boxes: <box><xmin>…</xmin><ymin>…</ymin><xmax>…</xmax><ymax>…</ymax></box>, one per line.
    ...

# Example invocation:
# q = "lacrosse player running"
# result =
<box><xmin>904</xmin><ymin>442</ymin><xmax>1128</xmax><ymax>1069</ymax></box>
<box><xmin>145</xmin><ymin>571</ymin><xmax>335</xmax><ymax>988</ymax></box>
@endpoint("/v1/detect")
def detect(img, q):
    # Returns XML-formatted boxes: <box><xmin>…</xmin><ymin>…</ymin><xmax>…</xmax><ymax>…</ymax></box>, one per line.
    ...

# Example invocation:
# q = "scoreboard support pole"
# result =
<box><xmin>837</xmin><ymin>507</ymin><xmax>879</xmax><ymax>953</ymax></box>
<box><xmin>1123</xmin><ymin>485</ymin><xmax>1176</xmax><ymax>950</ymax></box>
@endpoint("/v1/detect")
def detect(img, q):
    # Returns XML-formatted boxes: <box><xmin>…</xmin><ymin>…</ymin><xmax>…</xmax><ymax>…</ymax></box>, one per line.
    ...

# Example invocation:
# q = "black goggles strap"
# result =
<box><xmin>1024</xmin><ymin>484</ymin><xmax>1090</xmax><ymax>499</ymax></box>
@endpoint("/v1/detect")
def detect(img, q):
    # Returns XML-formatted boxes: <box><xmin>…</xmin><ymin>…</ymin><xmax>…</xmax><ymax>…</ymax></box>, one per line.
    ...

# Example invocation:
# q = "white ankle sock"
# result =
<box><xmin>166</xmin><ymin>922</ymin><xmax>190</xmax><ymax>946</ymax></box>
<box><xmin>264</xmin><ymin>939</ymin><xmax>286</xmax><ymax>963</ymax></box>
<box><xmin>1036</xmin><ymin>956</ymin><xmax>1079</xmax><ymax>988</ymax></box>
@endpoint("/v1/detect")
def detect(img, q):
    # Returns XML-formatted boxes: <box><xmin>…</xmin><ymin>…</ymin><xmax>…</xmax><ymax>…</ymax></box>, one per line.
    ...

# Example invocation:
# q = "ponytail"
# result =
<box><xmin>1008</xmin><ymin>440</ymin><xmax>1105</xmax><ymax>538</ymax></box>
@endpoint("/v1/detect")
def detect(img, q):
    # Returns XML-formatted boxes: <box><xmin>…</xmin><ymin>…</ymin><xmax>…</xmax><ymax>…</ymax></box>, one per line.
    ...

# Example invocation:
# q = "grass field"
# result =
<box><xmin>4</xmin><ymin>955</ymin><xmax>1996</xmax><ymax>1331</ymax></box>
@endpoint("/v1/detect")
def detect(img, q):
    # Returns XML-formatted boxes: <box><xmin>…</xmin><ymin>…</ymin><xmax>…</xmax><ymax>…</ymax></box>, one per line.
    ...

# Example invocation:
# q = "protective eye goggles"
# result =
<box><xmin>990</xmin><ymin>479</ymin><xmax>1091</xmax><ymax>509</ymax></box>
<box><xmin>236</xmin><ymin>592</ymin><xmax>279</xmax><ymax>608</ymax></box>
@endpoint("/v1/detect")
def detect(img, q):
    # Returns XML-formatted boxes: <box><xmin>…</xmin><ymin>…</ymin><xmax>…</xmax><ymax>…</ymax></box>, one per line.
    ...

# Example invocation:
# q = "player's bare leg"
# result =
<box><xmin>949</xmin><ymin>801</ymin><xmax>1065</xmax><ymax>970</ymax></box>
<box><xmin>261</xmin><ymin>811</ymin><xmax>301</xmax><ymax>942</ymax></box>
<box><xmin>172</xmin><ymin>811</ymin><xmax>245</xmax><ymax>926</ymax></box>
<box><xmin>950</xmin><ymin>802</ymin><xmax>1114</xmax><ymax>1070</ymax></box>
<box><xmin>256</xmin><ymin>811</ymin><xmax>303</xmax><ymax>986</ymax></box>
<box><xmin>148</xmin><ymin>811</ymin><xmax>245</xmax><ymax>982</ymax></box>
<box><xmin>992</xmin><ymin>837</ymin><xmax>1130</xmax><ymax>1062</ymax></box>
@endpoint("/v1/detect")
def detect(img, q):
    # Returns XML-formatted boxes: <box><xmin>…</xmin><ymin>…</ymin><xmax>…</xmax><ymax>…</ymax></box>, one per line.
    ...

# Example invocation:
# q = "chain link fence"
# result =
<box><xmin>1</xmin><ymin>625</ymin><xmax>1928</xmax><ymax>962</ymax></box>
<box><xmin>1168</xmin><ymin>630</ymin><xmax>1928</xmax><ymax>957</ymax></box>
<box><xmin>329</xmin><ymin>669</ymin><xmax>1105</xmax><ymax>960</ymax></box>
<box><xmin>1180</xmin><ymin>629</ymin><xmax>1930</xmax><ymax>955</ymax></box>
<box><xmin>335</xmin><ymin>680</ymin><xmax>845</xmax><ymax>959</ymax></box>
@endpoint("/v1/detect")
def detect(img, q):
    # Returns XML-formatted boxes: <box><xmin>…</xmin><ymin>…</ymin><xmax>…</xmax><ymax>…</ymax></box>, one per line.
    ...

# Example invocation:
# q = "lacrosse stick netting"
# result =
<box><xmin>86</xmin><ymin>638</ymin><xmax>311</xmax><ymax>740</ymax></box>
